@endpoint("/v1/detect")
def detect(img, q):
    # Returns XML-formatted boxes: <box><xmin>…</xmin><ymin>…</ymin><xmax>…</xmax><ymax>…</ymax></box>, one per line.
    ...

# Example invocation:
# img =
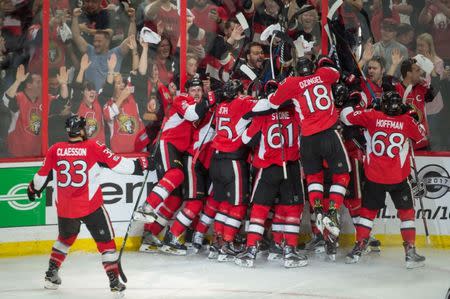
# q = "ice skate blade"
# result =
<box><xmin>111</xmin><ymin>290</ymin><xmax>125</xmax><ymax>298</ymax></box>
<box><xmin>267</xmin><ymin>253</ymin><xmax>283</xmax><ymax>261</ymax></box>
<box><xmin>208</xmin><ymin>251</ymin><xmax>219</xmax><ymax>259</ymax></box>
<box><xmin>284</xmin><ymin>259</ymin><xmax>308</xmax><ymax>268</ymax></box>
<box><xmin>314</xmin><ymin>246</ymin><xmax>325</xmax><ymax>254</ymax></box>
<box><xmin>132</xmin><ymin>211</ymin><xmax>156</xmax><ymax>223</ymax></box>
<box><xmin>44</xmin><ymin>280</ymin><xmax>59</xmax><ymax>290</ymax></box>
<box><xmin>159</xmin><ymin>245</ymin><xmax>187</xmax><ymax>256</ymax></box>
<box><xmin>139</xmin><ymin>244</ymin><xmax>161</xmax><ymax>253</ymax></box>
<box><xmin>345</xmin><ymin>256</ymin><xmax>360</xmax><ymax>264</ymax></box>
<box><xmin>406</xmin><ymin>261</ymin><xmax>425</xmax><ymax>269</ymax></box>
<box><xmin>327</xmin><ymin>254</ymin><xmax>336</xmax><ymax>262</ymax></box>
<box><xmin>235</xmin><ymin>258</ymin><xmax>254</xmax><ymax>268</ymax></box>
<box><xmin>217</xmin><ymin>254</ymin><xmax>236</xmax><ymax>262</ymax></box>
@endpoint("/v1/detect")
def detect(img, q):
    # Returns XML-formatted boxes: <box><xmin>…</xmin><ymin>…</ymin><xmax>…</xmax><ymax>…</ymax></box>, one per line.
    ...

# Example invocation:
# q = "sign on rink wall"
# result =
<box><xmin>0</xmin><ymin>155</ymin><xmax>449</xmax><ymax>251</ymax></box>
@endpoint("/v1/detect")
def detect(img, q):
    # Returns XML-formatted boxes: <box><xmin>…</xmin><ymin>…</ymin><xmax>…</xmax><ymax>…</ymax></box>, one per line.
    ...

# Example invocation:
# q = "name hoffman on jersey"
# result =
<box><xmin>376</xmin><ymin>119</ymin><xmax>404</xmax><ymax>130</ymax></box>
<box><xmin>56</xmin><ymin>148</ymin><xmax>88</xmax><ymax>156</ymax></box>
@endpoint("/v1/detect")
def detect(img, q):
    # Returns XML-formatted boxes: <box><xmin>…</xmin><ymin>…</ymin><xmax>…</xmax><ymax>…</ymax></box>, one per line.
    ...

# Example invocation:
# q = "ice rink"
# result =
<box><xmin>0</xmin><ymin>247</ymin><xmax>449</xmax><ymax>299</ymax></box>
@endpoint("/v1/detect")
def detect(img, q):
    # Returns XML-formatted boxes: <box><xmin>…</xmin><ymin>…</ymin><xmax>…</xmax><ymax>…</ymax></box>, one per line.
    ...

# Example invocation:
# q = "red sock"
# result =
<box><xmin>49</xmin><ymin>234</ymin><xmax>77</xmax><ymax>268</ymax></box>
<box><xmin>247</xmin><ymin>204</ymin><xmax>271</xmax><ymax>246</ymax></box>
<box><xmin>272</xmin><ymin>205</ymin><xmax>285</xmax><ymax>244</ymax></box>
<box><xmin>356</xmin><ymin>207</ymin><xmax>378</xmax><ymax>242</ymax></box>
<box><xmin>213</xmin><ymin>201</ymin><xmax>231</xmax><ymax>237</ymax></box>
<box><xmin>196</xmin><ymin>196</ymin><xmax>219</xmax><ymax>234</ymax></box>
<box><xmin>344</xmin><ymin>198</ymin><xmax>361</xmax><ymax>228</ymax></box>
<box><xmin>223</xmin><ymin>205</ymin><xmax>247</xmax><ymax>242</ymax></box>
<box><xmin>278</xmin><ymin>204</ymin><xmax>303</xmax><ymax>247</ymax></box>
<box><xmin>398</xmin><ymin>209</ymin><xmax>416</xmax><ymax>245</ymax></box>
<box><xmin>306</xmin><ymin>172</ymin><xmax>324</xmax><ymax>207</ymax></box>
<box><xmin>146</xmin><ymin>168</ymin><xmax>184</xmax><ymax>208</ymax></box>
<box><xmin>150</xmin><ymin>195</ymin><xmax>182</xmax><ymax>235</ymax></box>
<box><xmin>328</xmin><ymin>173</ymin><xmax>350</xmax><ymax>210</ymax></box>
<box><xmin>170</xmin><ymin>200</ymin><xmax>203</xmax><ymax>237</ymax></box>
<box><xmin>97</xmin><ymin>240</ymin><xmax>118</xmax><ymax>275</ymax></box>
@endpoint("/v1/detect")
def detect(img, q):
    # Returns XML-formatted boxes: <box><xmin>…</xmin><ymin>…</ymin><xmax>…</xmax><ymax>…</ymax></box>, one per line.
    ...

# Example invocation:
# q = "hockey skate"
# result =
<box><xmin>107</xmin><ymin>270</ymin><xmax>126</xmax><ymax>298</ymax></box>
<box><xmin>44</xmin><ymin>260</ymin><xmax>61</xmax><ymax>290</ymax></box>
<box><xmin>133</xmin><ymin>202</ymin><xmax>157</xmax><ymax>223</ymax></box>
<box><xmin>160</xmin><ymin>231</ymin><xmax>187</xmax><ymax>255</ymax></box>
<box><xmin>208</xmin><ymin>234</ymin><xmax>223</xmax><ymax>259</ymax></box>
<box><xmin>267</xmin><ymin>241</ymin><xmax>283</xmax><ymax>261</ymax></box>
<box><xmin>345</xmin><ymin>239</ymin><xmax>369</xmax><ymax>264</ymax></box>
<box><xmin>235</xmin><ymin>246</ymin><xmax>257</xmax><ymax>268</ymax></box>
<box><xmin>139</xmin><ymin>230</ymin><xmax>162</xmax><ymax>253</ymax></box>
<box><xmin>304</xmin><ymin>234</ymin><xmax>325</xmax><ymax>253</ymax></box>
<box><xmin>323</xmin><ymin>208</ymin><xmax>340</xmax><ymax>239</ymax></box>
<box><xmin>218</xmin><ymin>242</ymin><xmax>242</xmax><ymax>262</ymax></box>
<box><xmin>325</xmin><ymin>239</ymin><xmax>338</xmax><ymax>261</ymax></box>
<box><xmin>190</xmin><ymin>231</ymin><xmax>204</xmax><ymax>254</ymax></box>
<box><xmin>404</xmin><ymin>242</ymin><xmax>425</xmax><ymax>269</ymax></box>
<box><xmin>313</xmin><ymin>204</ymin><xmax>325</xmax><ymax>234</ymax></box>
<box><xmin>283</xmin><ymin>246</ymin><xmax>308</xmax><ymax>268</ymax></box>
<box><xmin>368</xmin><ymin>236</ymin><xmax>381</xmax><ymax>253</ymax></box>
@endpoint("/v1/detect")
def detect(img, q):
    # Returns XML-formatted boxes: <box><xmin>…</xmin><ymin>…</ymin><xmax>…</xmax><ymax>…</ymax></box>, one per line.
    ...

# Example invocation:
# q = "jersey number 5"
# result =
<box><xmin>57</xmin><ymin>160</ymin><xmax>88</xmax><ymax>188</ymax></box>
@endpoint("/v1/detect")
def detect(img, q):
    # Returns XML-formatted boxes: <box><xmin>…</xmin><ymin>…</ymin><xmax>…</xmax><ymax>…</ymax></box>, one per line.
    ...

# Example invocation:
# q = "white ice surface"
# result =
<box><xmin>0</xmin><ymin>248</ymin><xmax>449</xmax><ymax>299</ymax></box>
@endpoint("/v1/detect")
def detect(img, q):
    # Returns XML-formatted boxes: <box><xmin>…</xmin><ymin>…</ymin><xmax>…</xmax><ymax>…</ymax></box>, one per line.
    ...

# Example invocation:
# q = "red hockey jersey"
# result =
<box><xmin>33</xmin><ymin>140</ymin><xmax>137</xmax><ymax>218</ymax></box>
<box><xmin>77</xmin><ymin>99</ymin><xmax>105</xmax><ymax>144</ymax></box>
<box><xmin>188</xmin><ymin>110</ymin><xmax>215</xmax><ymax>169</ymax></box>
<box><xmin>243</xmin><ymin>106</ymin><xmax>300</xmax><ymax>168</ymax></box>
<box><xmin>160</xmin><ymin>93</ymin><xmax>204</xmax><ymax>152</ymax></box>
<box><xmin>341</xmin><ymin>107</ymin><xmax>426</xmax><ymax>184</ymax></box>
<box><xmin>269</xmin><ymin>67</ymin><xmax>340</xmax><ymax>136</ymax></box>
<box><xmin>212</xmin><ymin>95</ymin><xmax>259</xmax><ymax>153</ymax></box>
<box><xmin>103</xmin><ymin>95</ymin><xmax>144</xmax><ymax>153</ymax></box>
<box><xmin>7</xmin><ymin>92</ymin><xmax>42</xmax><ymax>157</ymax></box>
<box><xmin>393</xmin><ymin>82</ymin><xmax>430</xmax><ymax>149</ymax></box>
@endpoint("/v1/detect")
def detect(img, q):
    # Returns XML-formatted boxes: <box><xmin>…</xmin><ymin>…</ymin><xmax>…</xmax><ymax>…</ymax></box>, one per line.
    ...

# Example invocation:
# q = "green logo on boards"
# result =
<box><xmin>0</xmin><ymin>167</ymin><xmax>46</xmax><ymax>228</ymax></box>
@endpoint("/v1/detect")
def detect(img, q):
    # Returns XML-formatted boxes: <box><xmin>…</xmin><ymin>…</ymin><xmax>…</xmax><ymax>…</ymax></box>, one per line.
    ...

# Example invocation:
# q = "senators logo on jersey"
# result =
<box><xmin>28</xmin><ymin>108</ymin><xmax>41</xmax><ymax>136</ymax></box>
<box><xmin>118</xmin><ymin>114</ymin><xmax>137</xmax><ymax>134</ymax></box>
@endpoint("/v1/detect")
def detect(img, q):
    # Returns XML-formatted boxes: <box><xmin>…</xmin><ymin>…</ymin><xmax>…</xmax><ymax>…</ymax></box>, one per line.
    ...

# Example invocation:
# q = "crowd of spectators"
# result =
<box><xmin>0</xmin><ymin>0</ymin><xmax>449</xmax><ymax>158</ymax></box>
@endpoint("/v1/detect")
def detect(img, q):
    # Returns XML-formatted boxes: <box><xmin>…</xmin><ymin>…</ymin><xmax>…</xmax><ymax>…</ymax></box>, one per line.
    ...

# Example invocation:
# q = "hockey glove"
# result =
<box><xmin>207</xmin><ymin>91</ymin><xmax>216</xmax><ymax>107</ymax></box>
<box><xmin>27</xmin><ymin>181</ymin><xmax>40</xmax><ymax>202</ymax></box>
<box><xmin>410</xmin><ymin>176</ymin><xmax>427</xmax><ymax>200</ymax></box>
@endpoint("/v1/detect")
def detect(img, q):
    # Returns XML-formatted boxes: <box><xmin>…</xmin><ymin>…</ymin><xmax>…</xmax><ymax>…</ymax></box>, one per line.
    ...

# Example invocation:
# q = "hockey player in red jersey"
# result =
<box><xmin>234</xmin><ymin>92</ymin><xmax>307</xmax><ymax>268</ymax></box>
<box><xmin>208</xmin><ymin>79</ymin><xmax>271</xmax><ymax>261</ymax></box>
<box><xmin>135</xmin><ymin>77</ymin><xmax>214</xmax><ymax>252</ymax></box>
<box><xmin>268</xmin><ymin>56</ymin><xmax>351</xmax><ymax>259</ymax></box>
<box><xmin>341</xmin><ymin>91</ymin><xmax>427</xmax><ymax>268</ymax></box>
<box><xmin>27</xmin><ymin>115</ymin><xmax>151</xmax><ymax>295</ymax></box>
<box><xmin>159</xmin><ymin>97</ymin><xmax>217</xmax><ymax>255</ymax></box>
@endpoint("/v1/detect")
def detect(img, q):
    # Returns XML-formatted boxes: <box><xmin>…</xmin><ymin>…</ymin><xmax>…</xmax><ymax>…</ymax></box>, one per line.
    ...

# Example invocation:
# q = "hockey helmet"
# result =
<box><xmin>65</xmin><ymin>115</ymin><xmax>86</xmax><ymax>138</ymax></box>
<box><xmin>316</xmin><ymin>55</ymin><xmax>335</xmax><ymax>68</ymax></box>
<box><xmin>264</xmin><ymin>80</ymin><xmax>279</xmax><ymax>96</ymax></box>
<box><xmin>184</xmin><ymin>76</ymin><xmax>203</xmax><ymax>90</ymax></box>
<box><xmin>223</xmin><ymin>79</ymin><xmax>244</xmax><ymax>100</ymax></box>
<box><xmin>295</xmin><ymin>56</ymin><xmax>315</xmax><ymax>76</ymax></box>
<box><xmin>381</xmin><ymin>91</ymin><xmax>403</xmax><ymax>116</ymax></box>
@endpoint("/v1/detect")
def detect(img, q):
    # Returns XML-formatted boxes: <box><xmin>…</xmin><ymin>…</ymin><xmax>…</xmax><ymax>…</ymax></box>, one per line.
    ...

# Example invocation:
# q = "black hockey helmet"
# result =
<box><xmin>264</xmin><ymin>80</ymin><xmax>279</xmax><ymax>96</ymax></box>
<box><xmin>223</xmin><ymin>79</ymin><xmax>244</xmax><ymax>100</ymax></box>
<box><xmin>184</xmin><ymin>76</ymin><xmax>203</xmax><ymax>90</ymax></box>
<box><xmin>295</xmin><ymin>56</ymin><xmax>315</xmax><ymax>76</ymax></box>
<box><xmin>381</xmin><ymin>91</ymin><xmax>403</xmax><ymax>116</ymax></box>
<box><xmin>65</xmin><ymin>115</ymin><xmax>86</xmax><ymax>138</ymax></box>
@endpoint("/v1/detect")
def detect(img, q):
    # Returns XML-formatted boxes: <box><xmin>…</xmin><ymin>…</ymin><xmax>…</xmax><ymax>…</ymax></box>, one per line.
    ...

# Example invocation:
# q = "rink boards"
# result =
<box><xmin>0</xmin><ymin>154</ymin><xmax>449</xmax><ymax>257</ymax></box>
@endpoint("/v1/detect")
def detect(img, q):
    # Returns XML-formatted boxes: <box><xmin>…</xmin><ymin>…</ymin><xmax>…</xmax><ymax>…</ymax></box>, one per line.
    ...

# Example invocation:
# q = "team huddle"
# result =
<box><xmin>28</xmin><ymin>55</ymin><xmax>427</xmax><ymax>296</ymax></box>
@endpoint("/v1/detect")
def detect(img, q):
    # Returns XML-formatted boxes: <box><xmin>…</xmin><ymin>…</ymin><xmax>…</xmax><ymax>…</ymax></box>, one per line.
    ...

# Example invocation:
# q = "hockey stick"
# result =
<box><xmin>192</xmin><ymin>109</ymin><xmax>216</xmax><ymax>166</ymax></box>
<box><xmin>117</xmin><ymin>168</ymin><xmax>152</xmax><ymax>283</ymax></box>
<box><xmin>409</xmin><ymin>140</ymin><xmax>431</xmax><ymax>245</ymax></box>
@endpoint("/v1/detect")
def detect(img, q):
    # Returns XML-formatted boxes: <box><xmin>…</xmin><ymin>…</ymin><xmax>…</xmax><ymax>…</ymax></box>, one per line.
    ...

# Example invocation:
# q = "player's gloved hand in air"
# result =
<box><xmin>402</xmin><ymin>104</ymin><xmax>420</xmax><ymax>122</ymax></box>
<box><xmin>27</xmin><ymin>181</ymin><xmax>41</xmax><ymax>201</ymax></box>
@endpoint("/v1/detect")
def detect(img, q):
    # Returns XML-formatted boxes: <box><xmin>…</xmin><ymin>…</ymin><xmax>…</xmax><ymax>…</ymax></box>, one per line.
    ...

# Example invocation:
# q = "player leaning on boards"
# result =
<box><xmin>341</xmin><ymin>91</ymin><xmax>427</xmax><ymax>269</ymax></box>
<box><xmin>27</xmin><ymin>115</ymin><xmax>152</xmax><ymax>296</ymax></box>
